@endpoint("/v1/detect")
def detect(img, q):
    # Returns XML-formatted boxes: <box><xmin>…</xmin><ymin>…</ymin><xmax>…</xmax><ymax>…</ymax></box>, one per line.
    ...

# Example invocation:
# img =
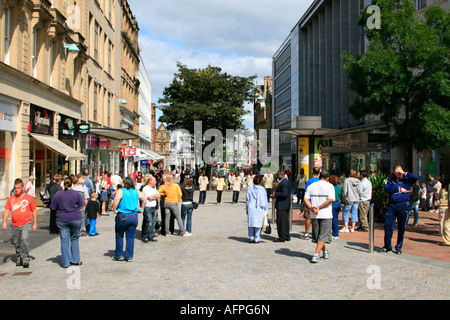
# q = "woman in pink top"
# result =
<box><xmin>26</xmin><ymin>176</ymin><xmax>35</xmax><ymax>198</ymax></box>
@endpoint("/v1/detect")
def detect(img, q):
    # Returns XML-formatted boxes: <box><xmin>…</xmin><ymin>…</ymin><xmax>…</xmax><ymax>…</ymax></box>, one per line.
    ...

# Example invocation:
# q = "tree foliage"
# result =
<box><xmin>343</xmin><ymin>0</ymin><xmax>450</xmax><ymax>153</ymax></box>
<box><xmin>158</xmin><ymin>62</ymin><xmax>256</xmax><ymax>135</ymax></box>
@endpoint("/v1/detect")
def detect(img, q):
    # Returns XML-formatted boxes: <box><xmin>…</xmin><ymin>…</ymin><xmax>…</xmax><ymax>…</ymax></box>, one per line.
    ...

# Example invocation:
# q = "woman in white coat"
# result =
<box><xmin>246</xmin><ymin>175</ymin><xmax>268</xmax><ymax>243</ymax></box>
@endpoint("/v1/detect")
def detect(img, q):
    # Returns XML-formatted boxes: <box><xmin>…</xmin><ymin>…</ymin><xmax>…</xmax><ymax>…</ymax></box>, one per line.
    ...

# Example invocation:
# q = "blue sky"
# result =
<box><xmin>128</xmin><ymin>0</ymin><xmax>315</xmax><ymax>129</ymax></box>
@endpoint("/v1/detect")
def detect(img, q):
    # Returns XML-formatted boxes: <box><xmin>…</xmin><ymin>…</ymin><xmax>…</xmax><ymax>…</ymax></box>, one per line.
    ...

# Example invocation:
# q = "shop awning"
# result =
<box><xmin>29</xmin><ymin>133</ymin><xmax>88</xmax><ymax>161</ymax></box>
<box><xmin>89</xmin><ymin>127</ymin><xmax>139</xmax><ymax>140</ymax></box>
<box><xmin>138</xmin><ymin>148</ymin><xmax>165</xmax><ymax>161</ymax></box>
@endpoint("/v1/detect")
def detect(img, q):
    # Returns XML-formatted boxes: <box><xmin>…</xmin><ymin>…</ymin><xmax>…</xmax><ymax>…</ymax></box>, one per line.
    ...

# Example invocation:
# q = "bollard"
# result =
<box><xmin>290</xmin><ymin>193</ymin><xmax>294</xmax><ymax>232</ymax></box>
<box><xmin>271</xmin><ymin>198</ymin><xmax>276</xmax><ymax>225</ymax></box>
<box><xmin>369</xmin><ymin>203</ymin><xmax>375</xmax><ymax>253</ymax></box>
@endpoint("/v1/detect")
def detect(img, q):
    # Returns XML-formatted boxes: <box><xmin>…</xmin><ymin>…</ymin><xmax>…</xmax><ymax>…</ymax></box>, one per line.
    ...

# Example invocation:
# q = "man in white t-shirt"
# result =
<box><xmin>304</xmin><ymin>170</ymin><xmax>335</xmax><ymax>263</ymax></box>
<box><xmin>141</xmin><ymin>175</ymin><xmax>160</xmax><ymax>243</ymax></box>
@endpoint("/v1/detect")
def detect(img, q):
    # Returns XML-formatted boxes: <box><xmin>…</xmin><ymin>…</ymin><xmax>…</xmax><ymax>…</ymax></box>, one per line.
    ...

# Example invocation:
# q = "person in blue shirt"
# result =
<box><xmin>382</xmin><ymin>165</ymin><xmax>419</xmax><ymax>255</ymax></box>
<box><xmin>301</xmin><ymin>167</ymin><xmax>321</xmax><ymax>240</ymax></box>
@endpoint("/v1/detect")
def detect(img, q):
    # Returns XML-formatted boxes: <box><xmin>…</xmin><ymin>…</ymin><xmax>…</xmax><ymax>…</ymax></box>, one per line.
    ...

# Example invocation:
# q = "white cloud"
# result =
<box><xmin>130</xmin><ymin>0</ymin><xmax>315</xmax><ymax>128</ymax></box>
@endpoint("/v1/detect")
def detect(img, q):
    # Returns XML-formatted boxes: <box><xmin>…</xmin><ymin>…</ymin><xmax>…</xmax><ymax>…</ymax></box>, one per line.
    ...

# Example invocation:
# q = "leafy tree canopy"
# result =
<box><xmin>158</xmin><ymin>62</ymin><xmax>257</xmax><ymax>135</ymax></box>
<box><xmin>343</xmin><ymin>0</ymin><xmax>450</xmax><ymax>153</ymax></box>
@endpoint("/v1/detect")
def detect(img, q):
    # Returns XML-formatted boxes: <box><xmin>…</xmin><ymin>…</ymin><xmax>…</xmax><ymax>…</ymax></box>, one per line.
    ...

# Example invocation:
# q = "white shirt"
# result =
<box><xmin>304</xmin><ymin>180</ymin><xmax>335</xmax><ymax>219</ymax></box>
<box><xmin>142</xmin><ymin>185</ymin><xmax>158</xmax><ymax>208</ymax></box>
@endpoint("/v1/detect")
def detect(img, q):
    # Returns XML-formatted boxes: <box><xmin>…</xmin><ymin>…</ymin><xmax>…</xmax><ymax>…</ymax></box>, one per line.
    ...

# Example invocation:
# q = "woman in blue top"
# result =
<box><xmin>112</xmin><ymin>177</ymin><xmax>147</xmax><ymax>262</ymax></box>
<box><xmin>246</xmin><ymin>175</ymin><xmax>268</xmax><ymax>243</ymax></box>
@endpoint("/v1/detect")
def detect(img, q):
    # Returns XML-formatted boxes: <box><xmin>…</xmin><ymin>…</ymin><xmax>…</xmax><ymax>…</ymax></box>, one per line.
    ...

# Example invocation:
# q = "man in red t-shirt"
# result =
<box><xmin>2</xmin><ymin>178</ymin><xmax>38</xmax><ymax>268</ymax></box>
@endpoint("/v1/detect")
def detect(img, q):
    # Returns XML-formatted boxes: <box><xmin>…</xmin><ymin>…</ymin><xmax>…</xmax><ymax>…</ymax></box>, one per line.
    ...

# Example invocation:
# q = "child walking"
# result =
<box><xmin>86</xmin><ymin>193</ymin><xmax>100</xmax><ymax>236</ymax></box>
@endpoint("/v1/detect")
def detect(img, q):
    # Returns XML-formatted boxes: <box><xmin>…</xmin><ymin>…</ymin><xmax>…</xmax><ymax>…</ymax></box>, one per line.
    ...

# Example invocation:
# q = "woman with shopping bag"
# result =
<box><xmin>246</xmin><ymin>175</ymin><xmax>268</xmax><ymax>243</ymax></box>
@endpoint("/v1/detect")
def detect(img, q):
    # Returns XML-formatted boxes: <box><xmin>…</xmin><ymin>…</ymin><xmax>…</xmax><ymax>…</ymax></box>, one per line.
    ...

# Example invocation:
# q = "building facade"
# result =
<box><xmin>272</xmin><ymin>0</ymin><xmax>449</xmax><ymax>180</ymax></box>
<box><xmin>0</xmin><ymin>0</ymin><xmax>144</xmax><ymax>206</ymax></box>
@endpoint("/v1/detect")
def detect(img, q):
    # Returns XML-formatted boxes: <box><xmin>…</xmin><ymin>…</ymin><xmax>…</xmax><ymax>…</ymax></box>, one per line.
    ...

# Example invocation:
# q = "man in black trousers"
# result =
<box><xmin>273</xmin><ymin>170</ymin><xmax>291</xmax><ymax>242</ymax></box>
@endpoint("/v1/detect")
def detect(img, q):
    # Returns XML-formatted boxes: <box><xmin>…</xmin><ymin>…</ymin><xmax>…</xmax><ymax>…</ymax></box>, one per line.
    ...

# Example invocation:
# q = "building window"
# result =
<box><xmin>416</xmin><ymin>0</ymin><xmax>427</xmax><ymax>11</ymax></box>
<box><xmin>93</xmin><ymin>82</ymin><xmax>98</xmax><ymax>121</ymax></box>
<box><xmin>94</xmin><ymin>21</ymin><xmax>99</xmax><ymax>61</ymax></box>
<box><xmin>107</xmin><ymin>93</ymin><xmax>111</xmax><ymax>126</ymax></box>
<box><xmin>108</xmin><ymin>41</ymin><xmax>112</xmax><ymax>74</ymax></box>
<box><xmin>32</xmin><ymin>28</ymin><xmax>38</xmax><ymax>78</ymax></box>
<box><xmin>4</xmin><ymin>6</ymin><xmax>11</xmax><ymax>65</ymax></box>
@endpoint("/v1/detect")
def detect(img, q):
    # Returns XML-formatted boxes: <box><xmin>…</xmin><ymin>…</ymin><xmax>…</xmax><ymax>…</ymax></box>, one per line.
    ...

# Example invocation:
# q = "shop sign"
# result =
<box><xmin>59</xmin><ymin>115</ymin><xmax>78</xmax><ymax>139</ymax></box>
<box><xmin>140</xmin><ymin>160</ymin><xmax>153</xmax><ymax>165</ymax></box>
<box><xmin>77</xmin><ymin>123</ymin><xmax>90</xmax><ymax>134</ymax></box>
<box><xmin>30</xmin><ymin>104</ymin><xmax>54</xmax><ymax>136</ymax></box>
<box><xmin>121</xmin><ymin>147</ymin><xmax>137</xmax><ymax>158</ymax></box>
<box><xmin>0</xmin><ymin>102</ymin><xmax>17</xmax><ymax>132</ymax></box>
<box><xmin>99</xmin><ymin>138</ymin><xmax>111</xmax><ymax>149</ymax></box>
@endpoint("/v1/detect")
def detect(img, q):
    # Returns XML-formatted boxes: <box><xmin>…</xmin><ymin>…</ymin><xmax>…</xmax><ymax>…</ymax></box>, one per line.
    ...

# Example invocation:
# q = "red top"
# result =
<box><xmin>4</xmin><ymin>193</ymin><xmax>37</xmax><ymax>227</ymax></box>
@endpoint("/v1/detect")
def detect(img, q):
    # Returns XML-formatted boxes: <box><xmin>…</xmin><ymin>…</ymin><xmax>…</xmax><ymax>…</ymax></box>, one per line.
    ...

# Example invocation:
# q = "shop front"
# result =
<box><xmin>84</xmin><ymin>135</ymin><xmax>120</xmax><ymax>177</ymax></box>
<box><xmin>28</xmin><ymin>104</ymin><xmax>87</xmax><ymax>191</ymax></box>
<box><xmin>320</xmin><ymin>125</ymin><xmax>391</xmax><ymax>176</ymax></box>
<box><xmin>0</xmin><ymin>96</ymin><xmax>18</xmax><ymax>204</ymax></box>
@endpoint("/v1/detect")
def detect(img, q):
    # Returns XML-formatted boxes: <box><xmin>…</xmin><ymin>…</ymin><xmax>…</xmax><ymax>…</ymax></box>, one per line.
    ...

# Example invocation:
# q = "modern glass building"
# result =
<box><xmin>272</xmin><ymin>0</ymin><xmax>448</xmax><ymax>179</ymax></box>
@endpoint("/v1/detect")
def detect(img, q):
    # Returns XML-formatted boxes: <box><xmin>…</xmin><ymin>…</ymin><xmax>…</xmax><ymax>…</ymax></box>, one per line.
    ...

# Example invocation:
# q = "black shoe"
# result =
<box><xmin>142</xmin><ymin>238</ymin><xmax>149</xmax><ymax>243</ymax></box>
<box><xmin>16</xmin><ymin>259</ymin><xmax>23</xmax><ymax>267</ymax></box>
<box><xmin>273</xmin><ymin>238</ymin><xmax>285</xmax><ymax>243</ymax></box>
<box><xmin>149</xmin><ymin>238</ymin><xmax>158</xmax><ymax>242</ymax></box>
<box><xmin>394</xmin><ymin>249</ymin><xmax>402</xmax><ymax>255</ymax></box>
<box><xmin>70</xmin><ymin>261</ymin><xmax>83</xmax><ymax>266</ymax></box>
<box><xmin>22</xmin><ymin>260</ymin><xmax>30</xmax><ymax>268</ymax></box>
<box><xmin>381</xmin><ymin>248</ymin><xmax>391</xmax><ymax>253</ymax></box>
<box><xmin>357</xmin><ymin>227</ymin><xmax>369</xmax><ymax>232</ymax></box>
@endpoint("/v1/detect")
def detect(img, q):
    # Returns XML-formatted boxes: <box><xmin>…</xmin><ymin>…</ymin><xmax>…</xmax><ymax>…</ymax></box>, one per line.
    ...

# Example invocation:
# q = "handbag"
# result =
<box><xmin>192</xmin><ymin>202</ymin><xmax>199</xmax><ymax>210</ymax></box>
<box><xmin>341</xmin><ymin>190</ymin><xmax>350</xmax><ymax>205</ymax></box>
<box><xmin>262</xmin><ymin>211</ymin><xmax>271</xmax><ymax>234</ymax></box>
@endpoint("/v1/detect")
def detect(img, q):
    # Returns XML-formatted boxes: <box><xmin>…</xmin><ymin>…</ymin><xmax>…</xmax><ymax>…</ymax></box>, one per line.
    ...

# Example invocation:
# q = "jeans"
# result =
<box><xmin>114</xmin><ymin>212</ymin><xmax>138</xmax><ymax>260</ymax></box>
<box><xmin>332</xmin><ymin>201</ymin><xmax>342</xmax><ymax>237</ymax></box>
<box><xmin>181</xmin><ymin>203</ymin><xmax>194</xmax><ymax>233</ymax></box>
<box><xmin>342</xmin><ymin>201</ymin><xmax>359</xmax><ymax>222</ymax></box>
<box><xmin>142</xmin><ymin>207</ymin><xmax>157</xmax><ymax>240</ymax></box>
<box><xmin>409</xmin><ymin>200</ymin><xmax>419</xmax><ymax>225</ymax></box>
<box><xmin>384</xmin><ymin>202</ymin><xmax>409</xmax><ymax>251</ymax></box>
<box><xmin>199</xmin><ymin>191</ymin><xmax>206</xmax><ymax>204</ymax></box>
<box><xmin>233</xmin><ymin>191</ymin><xmax>240</xmax><ymax>203</ymax></box>
<box><xmin>216</xmin><ymin>190</ymin><xmax>223</xmax><ymax>204</ymax></box>
<box><xmin>11</xmin><ymin>223</ymin><xmax>32</xmax><ymax>262</ymax></box>
<box><xmin>57</xmin><ymin>220</ymin><xmax>82</xmax><ymax>267</ymax></box>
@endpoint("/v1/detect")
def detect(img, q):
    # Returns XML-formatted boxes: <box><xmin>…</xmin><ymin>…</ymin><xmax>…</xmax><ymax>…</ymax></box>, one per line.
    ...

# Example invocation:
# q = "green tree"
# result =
<box><xmin>343</xmin><ymin>0</ymin><xmax>450</xmax><ymax>168</ymax></box>
<box><xmin>158</xmin><ymin>62</ymin><xmax>256</xmax><ymax>135</ymax></box>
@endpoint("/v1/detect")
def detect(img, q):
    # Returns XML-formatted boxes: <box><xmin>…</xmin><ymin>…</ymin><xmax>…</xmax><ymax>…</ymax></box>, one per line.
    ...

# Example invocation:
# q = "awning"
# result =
<box><xmin>89</xmin><ymin>127</ymin><xmax>139</xmax><ymax>140</ymax></box>
<box><xmin>137</xmin><ymin>148</ymin><xmax>165</xmax><ymax>161</ymax></box>
<box><xmin>29</xmin><ymin>133</ymin><xmax>87</xmax><ymax>161</ymax></box>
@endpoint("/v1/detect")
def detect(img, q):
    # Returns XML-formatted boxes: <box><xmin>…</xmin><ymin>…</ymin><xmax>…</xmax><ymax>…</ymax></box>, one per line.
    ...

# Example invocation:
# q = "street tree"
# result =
<box><xmin>158</xmin><ymin>62</ymin><xmax>256</xmax><ymax>135</ymax></box>
<box><xmin>343</xmin><ymin>0</ymin><xmax>450</xmax><ymax>168</ymax></box>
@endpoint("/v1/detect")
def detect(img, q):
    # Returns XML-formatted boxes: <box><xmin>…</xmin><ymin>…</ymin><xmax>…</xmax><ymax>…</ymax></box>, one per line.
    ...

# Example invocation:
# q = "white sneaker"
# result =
<box><xmin>183</xmin><ymin>232</ymin><xmax>192</xmax><ymax>237</ymax></box>
<box><xmin>332</xmin><ymin>236</ymin><xmax>339</xmax><ymax>240</ymax></box>
<box><xmin>350</xmin><ymin>228</ymin><xmax>355</xmax><ymax>233</ymax></box>
<box><xmin>311</xmin><ymin>254</ymin><xmax>321</xmax><ymax>263</ymax></box>
<box><xmin>322</xmin><ymin>250</ymin><xmax>329</xmax><ymax>259</ymax></box>
<box><xmin>339</xmin><ymin>227</ymin><xmax>349</xmax><ymax>233</ymax></box>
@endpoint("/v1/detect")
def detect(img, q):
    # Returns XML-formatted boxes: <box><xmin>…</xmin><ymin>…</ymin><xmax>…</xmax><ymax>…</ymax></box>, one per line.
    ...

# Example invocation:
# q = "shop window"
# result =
<box><xmin>0</xmin><ymin>131</ymin><xmax>14</xmax><ymax>201</ymax></box>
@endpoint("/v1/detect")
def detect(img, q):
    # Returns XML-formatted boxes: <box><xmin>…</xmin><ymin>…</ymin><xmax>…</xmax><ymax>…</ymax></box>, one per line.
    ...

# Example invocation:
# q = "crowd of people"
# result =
<box><xmin>1</xmin><ymin>164</ymin><xmax>449</xmax><ymax>268</ymax></box>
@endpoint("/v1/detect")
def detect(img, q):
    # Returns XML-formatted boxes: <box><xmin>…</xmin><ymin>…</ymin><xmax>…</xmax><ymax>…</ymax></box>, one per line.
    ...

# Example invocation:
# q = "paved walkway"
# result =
<box><xmin>0</xmin><ymin>190</ymin><xmax>448</xmax><ymax>300</ymax></box>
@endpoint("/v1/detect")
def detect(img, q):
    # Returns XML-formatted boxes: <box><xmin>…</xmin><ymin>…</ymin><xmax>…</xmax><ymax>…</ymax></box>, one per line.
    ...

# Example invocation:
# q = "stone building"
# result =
<box><xmin>0</xmin><ymin>0</ymin><xmax>144</xmax><ymax>206</ymax></box>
